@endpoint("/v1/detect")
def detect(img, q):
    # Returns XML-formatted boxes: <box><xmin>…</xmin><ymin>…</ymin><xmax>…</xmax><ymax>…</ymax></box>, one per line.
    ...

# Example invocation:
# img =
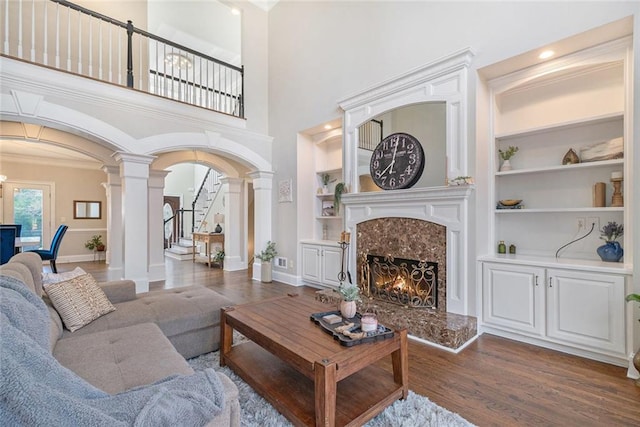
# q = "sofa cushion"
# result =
<box><xmin>44</xmin><ymin>273</ymin><xmax>116</xmax><ymax>332</ymax></box>
<box><xmin>54</xmin><ymin>322</ymin><xmax>194</xmax><ymax>394</ymax></box>
<box><xmin>42</xmin><ymin>267</ymin><xmax>86</xmax><ymax>285</ymax></box>
<box><xmin>8</xmin><ymin>252</ymin><xmax>44</xmax><ymax>296</ymax></box>
<box><xmin>64</xmin><ymin>285</ymin><xmax>232</xmax><ymax>339</ymax></box>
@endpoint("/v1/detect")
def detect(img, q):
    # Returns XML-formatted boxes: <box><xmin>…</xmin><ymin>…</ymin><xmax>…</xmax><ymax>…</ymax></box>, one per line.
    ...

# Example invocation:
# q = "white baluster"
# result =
<box><xmin>30</xmin><ymin>0</ymin><xmax>35</xmax><ymax>61</ymax></box>
<box><xmin>43</xmin><ymin>0</ymin><xmax>48</xmax><ymax>65</ymax></box>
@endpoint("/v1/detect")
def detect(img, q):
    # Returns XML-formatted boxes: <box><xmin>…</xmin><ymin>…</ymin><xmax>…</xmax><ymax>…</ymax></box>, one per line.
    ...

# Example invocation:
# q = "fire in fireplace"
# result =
<box><xmin>364</xmin><ymin>254</ymin><xmax>438</xmax><ymax>309</ymax></box>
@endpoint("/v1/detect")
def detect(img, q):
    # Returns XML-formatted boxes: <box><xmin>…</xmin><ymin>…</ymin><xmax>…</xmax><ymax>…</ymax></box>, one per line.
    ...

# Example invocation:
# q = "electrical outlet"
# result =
<box><xmin>587</xmin><ymin>216</ymin><xmax>600</xmax><ymax>232</ymax></box>
<box><xmin>576</xmin><ymin>217</ymin><xmax>586</xmax><ymax>231</ymax></box>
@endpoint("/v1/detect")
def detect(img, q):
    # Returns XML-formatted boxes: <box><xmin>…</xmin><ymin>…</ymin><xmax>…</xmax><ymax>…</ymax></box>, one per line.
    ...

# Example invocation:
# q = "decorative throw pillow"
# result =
<box><xmin>42</xmin><ymin>267</ymin><xmax>87</xmax><ymax>286</ymax></box>
<box><xmin>44</xmin><ymin>273</ymin><xmax>116</xmax><ymax>332</ymax></box>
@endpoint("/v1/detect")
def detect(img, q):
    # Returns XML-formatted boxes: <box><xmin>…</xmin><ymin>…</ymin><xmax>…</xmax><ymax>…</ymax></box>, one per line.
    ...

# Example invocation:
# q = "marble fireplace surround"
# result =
<box><xmin>341</xmin><ymin>186</ymin><xmax>477</xmax><ymax>350</ymax></box>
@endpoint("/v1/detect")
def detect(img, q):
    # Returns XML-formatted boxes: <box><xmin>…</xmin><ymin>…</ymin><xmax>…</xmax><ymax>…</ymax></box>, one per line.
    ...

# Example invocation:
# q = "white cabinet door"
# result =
<box><xmin>482</xmin><ymin>263</ymin><xmax>545</xmax><ymax>336</ymax></box>
<box><xmin>546</xmin><ymin>269</ymin><xmax>625</xmax><ymax>355</ymax></box>
<box><xmin>301</xmin><ymin>244</ymin><xmax>321</xmax><ymax>284</ymax></box>
<box><xmin>321</xmin><ymin>245</ymin><xmax>343</xmax><ymax>287</ymax></box>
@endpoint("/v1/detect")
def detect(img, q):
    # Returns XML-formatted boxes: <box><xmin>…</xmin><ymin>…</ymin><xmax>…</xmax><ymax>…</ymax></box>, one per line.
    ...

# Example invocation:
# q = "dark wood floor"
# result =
<box><xmin>76</xmin><ymin>259</ymin><xmax>640</xmax><ymax>426</ymax></box>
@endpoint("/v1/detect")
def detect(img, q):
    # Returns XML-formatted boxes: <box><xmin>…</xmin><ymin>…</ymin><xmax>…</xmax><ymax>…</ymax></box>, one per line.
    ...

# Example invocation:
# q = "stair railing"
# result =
<box><xmin>3</xmin><ymin>0</ymin><xmax>244</xmax><ymax>118</ymax></box>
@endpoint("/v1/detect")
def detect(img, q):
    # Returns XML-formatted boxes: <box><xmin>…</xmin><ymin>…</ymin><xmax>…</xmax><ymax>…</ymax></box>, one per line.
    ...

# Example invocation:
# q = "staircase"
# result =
<box><xmin>164</xmin><ymin>168</ymin><xmax>223</xmax><ymax>261</ymax></box>
<box><xmin>194</xmin><ymin>169</ymin><xmax>222</xmax><ymax>233</ymax></box>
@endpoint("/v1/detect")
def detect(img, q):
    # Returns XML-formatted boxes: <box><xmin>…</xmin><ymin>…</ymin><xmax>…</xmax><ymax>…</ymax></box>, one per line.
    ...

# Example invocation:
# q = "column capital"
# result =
<box><xmin>220</xmin><ymin>177</ymin><xmax>243</xmax><ymax>192</ymax></box>
<box><xmin>248</xmin><ymin>170</ymin><xmax>274</xmax><ymax>190</ymax></box>
<box><xmin>148</xmin><ymin>169</ymin><xmax>170</xmax><ymax>189</ymax></box>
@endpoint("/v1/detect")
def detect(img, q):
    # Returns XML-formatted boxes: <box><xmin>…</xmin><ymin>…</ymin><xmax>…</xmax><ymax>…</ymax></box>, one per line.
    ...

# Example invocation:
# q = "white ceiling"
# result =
<box><xmin>0</xmin><ymin>140</ymin><xmax>101</xmax><ymax>169</ymax></box>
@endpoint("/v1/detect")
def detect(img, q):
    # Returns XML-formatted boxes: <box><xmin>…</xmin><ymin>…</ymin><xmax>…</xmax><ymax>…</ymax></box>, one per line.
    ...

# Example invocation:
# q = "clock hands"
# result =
<box><xmin>388</xmin><ymin>139</ymin><xmax>399</xmax><ymax>174</ymax></box>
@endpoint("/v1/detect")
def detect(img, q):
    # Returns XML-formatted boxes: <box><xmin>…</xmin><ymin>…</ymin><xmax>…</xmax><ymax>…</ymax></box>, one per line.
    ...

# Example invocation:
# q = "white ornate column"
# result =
<box><xmin>220</xmin><ymin>177</ymin><xmax>245</xmax><ymax>271</ymax></box>
<box><xmin>148</xmin><ymin>170</ymin><xmax>169</xmax><ymax>282</ymax></box>
<box><xmin>113</xmin><ymin>152</ymin><xmax>155</xmax><ymax>293</ymax></box>
<box><xmin>248</xmin><ymin>171</ymin><xmax>274</xmax><ymax>281</ymax></box>
<box><xmin>102</xmin><ymin>166</ymin><xmax>123</xmax><ymax>277</ymax></box>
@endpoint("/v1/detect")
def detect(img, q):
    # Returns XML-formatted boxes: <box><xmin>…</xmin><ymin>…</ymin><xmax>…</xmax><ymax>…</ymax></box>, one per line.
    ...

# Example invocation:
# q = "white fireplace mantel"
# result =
<box><xmin>342</xmin><ymin>185</ymin><xmax>474</xmax><ymax>316</ymax></box>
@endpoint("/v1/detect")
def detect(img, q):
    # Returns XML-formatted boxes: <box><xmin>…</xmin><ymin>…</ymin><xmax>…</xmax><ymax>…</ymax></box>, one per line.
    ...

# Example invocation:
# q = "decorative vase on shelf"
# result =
<box><xmin>596</xmin><ymin>241</ymin><xmax>623</xmax><ymax>262</ymax></box>
<box><xmin>339</xmin><ymin>300</ymin><xmax>357</xmax><ymax>319</ymax></box>
<box><xmin>500</xmin><ymin>159</ymin><xmax>512</xmax><ymax>172</ymax></box>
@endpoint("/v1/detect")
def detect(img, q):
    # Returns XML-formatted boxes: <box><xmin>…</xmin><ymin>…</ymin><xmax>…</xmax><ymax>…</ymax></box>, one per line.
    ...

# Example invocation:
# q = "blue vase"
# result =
<box><xmin>597</xmin><ymin>241</ymin><xmax>623</xmax><ymax>262</ymax></box>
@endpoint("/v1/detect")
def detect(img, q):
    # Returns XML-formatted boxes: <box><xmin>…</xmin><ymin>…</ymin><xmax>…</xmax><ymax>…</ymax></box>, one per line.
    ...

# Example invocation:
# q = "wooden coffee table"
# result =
<box><xmin>220</xmin><ymin>294</ymin><xmax>408</xmax><ymax>427</ymax></box>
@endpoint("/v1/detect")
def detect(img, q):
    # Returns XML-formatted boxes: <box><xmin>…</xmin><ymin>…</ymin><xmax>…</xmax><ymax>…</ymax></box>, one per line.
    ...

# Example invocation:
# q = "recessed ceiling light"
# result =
<box><xmin>539</xmin><ymin>50</ymin><xmax>554</xmax><ymax>60</ymax></box>
<box><xmin>324</xmin><ymin>124</ymin><xmax>332</xmax><ymax>130</ymax></box>
<box><xmin>231</xmin><ymin>8</ymin><xmax>241</xmax><ymax>15</ymax></box>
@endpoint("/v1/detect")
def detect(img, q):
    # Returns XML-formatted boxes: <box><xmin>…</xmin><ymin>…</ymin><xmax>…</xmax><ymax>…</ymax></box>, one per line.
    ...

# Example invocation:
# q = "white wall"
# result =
<box><xmin>266</xmin><ymin>1</ymin><xmax>638</xmax><ymax>280</ymax></box>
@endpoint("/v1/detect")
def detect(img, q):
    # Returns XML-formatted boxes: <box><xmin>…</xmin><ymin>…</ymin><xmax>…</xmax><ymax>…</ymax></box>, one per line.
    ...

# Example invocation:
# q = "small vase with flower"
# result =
<box><xmin>597</xmin><ymin>221</ymin><xmax>623</xmax><ymax>262</ymax></box>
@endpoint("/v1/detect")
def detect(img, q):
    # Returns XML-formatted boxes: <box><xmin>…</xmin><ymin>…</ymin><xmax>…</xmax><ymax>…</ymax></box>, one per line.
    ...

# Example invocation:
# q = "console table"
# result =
<box><xmin>192</xmin><ymin>232</ymin><xmax>224</xmax><ymax>268</ymax></box>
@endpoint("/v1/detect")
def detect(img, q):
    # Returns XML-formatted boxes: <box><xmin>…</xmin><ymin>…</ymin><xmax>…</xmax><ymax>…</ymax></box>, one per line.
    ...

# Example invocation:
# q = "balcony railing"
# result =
<box><xmin>1</xmin><ymin>0</ymin><xmax>244</xmax><ymax>118</ymax></box>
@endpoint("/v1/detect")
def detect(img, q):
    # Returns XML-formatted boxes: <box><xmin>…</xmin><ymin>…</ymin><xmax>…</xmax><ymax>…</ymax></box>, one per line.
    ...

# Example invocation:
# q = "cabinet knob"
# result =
<box><xmin>549</xmin><ymin>277</ymin><xmax>553</xmax><ymax>287</ymax></box>
<box><xmin>535</xmin><ymin>275</ymin><xmax>539</xmax><ymax>286</ymax></box>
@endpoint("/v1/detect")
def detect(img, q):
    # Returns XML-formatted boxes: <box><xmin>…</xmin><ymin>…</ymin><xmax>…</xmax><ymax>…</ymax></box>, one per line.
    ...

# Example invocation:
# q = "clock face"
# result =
<box><xmin>369</xmin><ymin>132</ymin><xmax>425</xmax><ymax>190</ymax></box>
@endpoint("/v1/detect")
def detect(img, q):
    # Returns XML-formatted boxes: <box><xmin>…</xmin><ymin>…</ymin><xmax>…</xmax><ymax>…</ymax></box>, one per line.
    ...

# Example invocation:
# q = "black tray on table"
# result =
<box><xmin>310</xmin><ymin>310</ymin><xmax>394</xmax><ymax>347</ymax></box>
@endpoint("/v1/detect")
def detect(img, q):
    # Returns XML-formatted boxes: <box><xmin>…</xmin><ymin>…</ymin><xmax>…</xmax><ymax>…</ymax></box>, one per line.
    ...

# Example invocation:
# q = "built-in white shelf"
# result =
<box><xmin>495</xmin><ymin>112</ymin><xmax>624</xmax><ymax>141</ymax></box>
<box><xmin>495</xmin><ymin>207</ymin><xmax>624</xmax><ymax>214</ymax></box>
<box><xmin>495</xmin><ymin>159</ymin><xmax>623</xmax><ymax>177</ymax></box>
<box><xmin>479</xmin><ymin>253</ymin><xmax>632</xmax><ymax>275</ymax></box>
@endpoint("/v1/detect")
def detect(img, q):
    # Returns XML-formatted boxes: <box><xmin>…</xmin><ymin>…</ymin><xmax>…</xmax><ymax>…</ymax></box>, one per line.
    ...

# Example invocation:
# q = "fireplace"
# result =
<box><xmin>365</xmin><ymin>254</ymin><xmax>438</xmax><ymax>309</ymax></box>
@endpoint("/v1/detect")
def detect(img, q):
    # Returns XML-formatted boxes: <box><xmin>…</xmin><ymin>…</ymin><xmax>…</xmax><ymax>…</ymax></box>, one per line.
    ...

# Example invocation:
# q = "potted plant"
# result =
<box><xmin>337</xmin><ymin>283</ymin><xmax>361</xmax><ymax>318</ymax></box>
<box><xmin>597</xmin><ymin>221</ymin><xmax>623</xmax><ymax>262</ymax></box>
<box><xmin>626</xmin><ymin>293</ymin><xmax>640</xmax><ymax>386</ymax></box>
<box><xmin>255</xmin><ymin>241</ymin><xmax>277</xmax><ymax>283</ymax></box>
<box><xmin>213</xmin><ymin>249</ymin><xmax>225</xmax><ymax>268</ymax></box>
<box><xmin>85</xmin><ymin>234</ymin><xmax>105</xmax><ymax>252</ymax></box>
<box><xmin>334</xmin><ymin>182</ymin><xmax>347</xmax><ymax>214</ymax></box>
<box><xmin>320</xmin><ymin>174</ymin><xmax>335</xmax><ymax>194</ymax></box>
<box><xmin>498</xmin><ymin>146</ymin><xmax>518</xmax><ymax>171</ymax></box>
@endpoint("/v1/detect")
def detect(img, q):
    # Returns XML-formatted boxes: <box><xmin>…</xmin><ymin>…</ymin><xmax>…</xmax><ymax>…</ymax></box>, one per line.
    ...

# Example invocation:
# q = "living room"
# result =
<box><xmin>1</xmin><ymin>0</ymin><xmax>639</xmax><ymax>425</ymax></box>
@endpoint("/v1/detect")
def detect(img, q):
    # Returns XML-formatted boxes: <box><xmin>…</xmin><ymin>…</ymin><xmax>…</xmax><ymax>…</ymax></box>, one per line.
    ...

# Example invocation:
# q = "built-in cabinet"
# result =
<box><xmin>482</xmin><ymin>261</ymin><xmax>626</xmax><ymax>363</ymax></box>
<box><xmin>480</xmin><ymin>37</ymin><xmax>633</xmax><ymax>367</ymax></box>
<box><xmin>301</xmin><ymin>241</ymin><xmax>342</xmax><ymax>287</ymax></box>
<box><xmin>300</xmin><ymin>126</ymin><xmax>344</xmax><ymax>288</ymax></box>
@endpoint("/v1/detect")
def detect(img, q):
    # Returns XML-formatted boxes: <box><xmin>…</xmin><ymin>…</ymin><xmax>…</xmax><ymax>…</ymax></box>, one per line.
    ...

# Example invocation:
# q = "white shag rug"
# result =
<box><xmin>189</xmin><ymin>346</ymin><xmax>474</xmax><ymax>427</ymax></box>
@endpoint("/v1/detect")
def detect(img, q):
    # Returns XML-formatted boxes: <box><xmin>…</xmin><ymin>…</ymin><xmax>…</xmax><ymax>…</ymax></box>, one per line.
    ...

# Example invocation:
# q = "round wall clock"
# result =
<box><xmin>369</xmin><ymin>132</ymin><xmax>425</xmax><ymax>190</ymax></box>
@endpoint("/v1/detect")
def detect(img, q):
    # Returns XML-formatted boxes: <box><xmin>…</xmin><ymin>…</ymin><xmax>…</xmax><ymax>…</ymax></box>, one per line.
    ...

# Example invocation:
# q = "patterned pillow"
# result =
<box><xmin>42</xmin><ymin>267</ymin><xmax>86</xmax><ymax>286</ymax></box>
<box><xmin>44</xmin><ymin>273</ymin><xmax>116</xmax><ymax>332</ymax></box>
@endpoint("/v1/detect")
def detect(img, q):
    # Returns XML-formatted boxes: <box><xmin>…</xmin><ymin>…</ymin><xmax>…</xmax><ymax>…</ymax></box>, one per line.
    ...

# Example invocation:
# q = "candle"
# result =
<box><xmin>611</xmin><ymin>171</ymin><xmax>623</xmax><ymax>180</ymax></box>
<box><xmin>344</xmin><ymin>232</ymin><xmax>351</xmax><ymax>243</ymax></box>
<box><xmin>361</xmin><ymin>313</ymin><xmax>378</xmax><ymax>332</ymax></box>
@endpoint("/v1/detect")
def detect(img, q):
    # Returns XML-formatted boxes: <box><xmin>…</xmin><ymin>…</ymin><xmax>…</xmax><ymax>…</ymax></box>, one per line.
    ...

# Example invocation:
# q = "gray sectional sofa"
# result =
<box><xmin>0</xmin><ymin>252</ymin><xmax>240</xmax><ymax>426</ymax></box>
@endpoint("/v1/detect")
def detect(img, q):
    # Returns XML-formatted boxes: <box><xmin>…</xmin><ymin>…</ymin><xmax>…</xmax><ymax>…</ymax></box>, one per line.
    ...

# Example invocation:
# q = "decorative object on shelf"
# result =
<box><xmin>496</xmin><ymin>199</ymin><xmax>523</xmax><ymax>209</ymax></box>
<box><xmin>497</xmin><ymin>240</ymin><xmax>506</xmax><ymax>254</ymax></box>
<box><xmin>580</xmin><ymin>137</ymin><xmax>623</xmax><ymax>162</ymax></box>
<box><xmin>509</xmin><ymin>244</ymin><xmax>516</xmax><ymax>254</ymax></box>
<box><xmin>597</xmin><ymin>221</ymin><xmax>623</xmax><ymax>262</ymax></box>
<box><xmin>610</xmin><ymin>172</ymin><xmax>623</xmax><ymax>207</ymax></box>
<box><xmin>334</xmin><ymin>182</ymin><xmax>347</xmax><ymax>214</ymax></box>
<box><xmin>84</xmin><ymin>235</ymin><xmax>105</xmax><ymax>252</ymax></box>
<box><xmin>562</xmin><ymin>148</ymin><xmax>580</xmax><ymax>165</ymax></box>
<box><xmin>321</xmin><ymin>200</ymin><xmax>335</xmax><ymax>216</ymax></box>
<box><xmin>370</xmin><ymin>132</ymin><xmax>425</xmax><ymax>190</ymax></box>
<box><xmin>256</xmin><ymin>241</ymin><xmax>277</xmax><ymax>283</ymax></box>
<box><xmin>213</xmin><ymin>213</ymin><xmax>224</xmax><ymax>233</ymax></box>
<box><xmin>320</xmin><ymin>174</ymin><xmax>335</xmax><ymax>194</ymax></box>
<box><xmin>278</xmin><ymin>179</ymin><xmax>293</xmax><ymax>203</ymax></box>
<box><xmin>498</xmin><ymin>145</ymin><xmax>518</xmax><ymax>171</ymax></box>
<box><xmin>337</xmin><ymin>283</ymin><xmax>361</xmax><ymax>319</ymax></box>
<box><xmin>448</xmin><ymin>176</ymin><xmax>475</xmax><ymax>186</ymax></box>
<box><xmin>625</xmin><ymin>293</ymin><xmax>640</xmax><ymax>387</ymax></box>
<box><xmin>593</xmin><ymin>182</ymin><xmax>606</xmax><ymax>207</ymax></box>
